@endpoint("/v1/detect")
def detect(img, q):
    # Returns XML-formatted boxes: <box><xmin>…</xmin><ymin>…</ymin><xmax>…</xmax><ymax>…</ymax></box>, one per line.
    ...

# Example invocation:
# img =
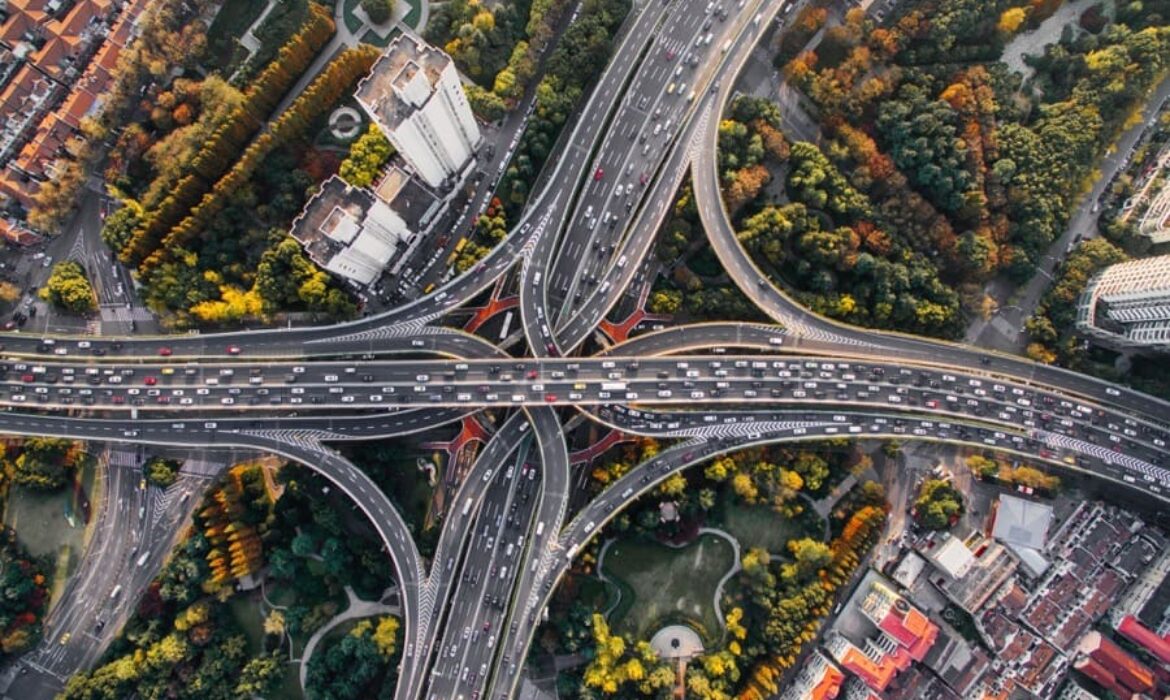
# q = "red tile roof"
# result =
<box><xmin>1074</xmin><ymin>657</ymin><xmax>1137</xmax><ymax>700</ymax></box>
<box><xmin>1080</xmin><ymin>632</ymin><xmax>1154</xmax><ymax>693</ymax></box>
<box><xmin>876</xmin><ymin>599</ymin><xmax>939</xmax><ymax>662</ymax></box>
<box><xmin>1117</xmin><ymin>615</ymin><xmax>1170</xmax><ymax>666</ymax></box>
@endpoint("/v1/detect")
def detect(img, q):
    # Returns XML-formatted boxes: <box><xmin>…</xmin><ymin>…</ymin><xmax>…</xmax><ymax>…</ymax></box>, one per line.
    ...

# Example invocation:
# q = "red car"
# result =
<box><xmin>20</xmin><ymin>374</ymin><xmax>33</xmax><ymax>383</ymax></box>
<box><xmin>158</xmin><ymin>347</ymin><xmax>172</xmax><ymax>357</ymax></box>
<box><xmin>144</xmin><ymin>376</ymin><xmax>157</xmax><ymax>386</ymax></box>
<box><xmin>544</xmin><ymin>393</ymin><xmax>557</xmax><ymax>402</ymax></box>
<box><xmin>526</xmin><ymin>369</ymin><xmax>538</xmax><ymax>379</ymax></box>
<box><xmin>594</xmin><ymin>167</ymin><xmax>604</xmax><ymax>181</ymax></box>
<box><xmin>226</xmin><ymin>345</ymin><xmax>241</xmax><ymax>355</ymax></box>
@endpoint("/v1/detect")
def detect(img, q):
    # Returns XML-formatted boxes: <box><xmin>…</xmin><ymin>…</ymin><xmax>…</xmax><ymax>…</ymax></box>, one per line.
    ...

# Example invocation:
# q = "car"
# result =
<box><xmin>664</xmin><ymin>48</ymin><xmax>675</xmax><ymax>60</ymax></box>
<box><xmin>594</xmin><ymin>167</ymin><xmax>604</xmax><ymax>180</ymax></box>
<box><xmin>144</xmin><ymin>376</ymin><xmax>157</xmax><ymax>386</ymax></box>
<box><xmin>1105</xmin><ymin>387</ymin><xmax>1121</xmax><ymax>396</ymax></box>
<box><xmin>59</xmin><ymin>633</ymin><xmax>70</xmax><ymax>645</ymax></box>
<box><xmin>526</xmin><ymin>369</ymin><xmax>538</xmax><ymax>379</ymax></box>
<box><xmin>544</xmin><ymin>393</ymin><xmax>557</xmax><ymax>402</ymax></box>
<box><xmin>226</xmin><ymin>345</ymin><xmax>241</xmax><ymax>355</ymax></box>
<box><xmin>158</xmin><ymin>347</ymin><xmax>172</xmax><ymax>356</ymax></box>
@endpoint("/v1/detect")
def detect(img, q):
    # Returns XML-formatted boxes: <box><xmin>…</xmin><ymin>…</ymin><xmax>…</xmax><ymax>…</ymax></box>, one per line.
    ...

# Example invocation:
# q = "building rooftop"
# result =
<box><xmin>289</xmin><ymin>175</ymin><xmax>405</xmax><ymax>282</ymax></box>
<box><xmin>929</xmin><ymin>535</ymin><xmax>975</xmax><ymax>580</ymax></box>
<box><xmin>992</xmin><ymin>495</ymin><xmax>1053</xmax><ymax>551</ymax></box>
<box><xmin>780</xmin><ymin>651</ymin><xmax>844</xmax><ymax>700</ymax></box>
<box><xmin>355</xmin><ymin>33</ymin><xmax>452</xmax><ymax>132</ymax></box>
<box><xmin>1117</xmin><ymin>614</ymin><xmax>1170</xmax><ymax>665</ymax></box>
<box><xmin>1077</xmin><ymin>631</ymin><xmax>1154</xmax><ymax>695</ymax></box>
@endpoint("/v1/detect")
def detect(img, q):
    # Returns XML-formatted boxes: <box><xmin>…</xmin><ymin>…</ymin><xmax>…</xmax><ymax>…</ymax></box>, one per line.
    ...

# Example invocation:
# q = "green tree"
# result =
<box><xmin>361</xmin><ymin>0</ymin><xmax>394</xmax><ymax>23</ymax></box>
<box><xmin>338</xmin><ymin>124</ymin><xmax>393</xmax><ymax>188</ymax></box>
<box><xmin>143</xmin><ymin>456</ymin><xmax>180</xmax><ymax>488</ymax></box>
<box><xmin>41</xmin><ymin>261</ymin><xmax>96</xmax><ymax>313</ymax></box>
<box><xmin>914</xmin><ymin>478</ymin><xmax>963</xmax><ymax>530</ymax></box>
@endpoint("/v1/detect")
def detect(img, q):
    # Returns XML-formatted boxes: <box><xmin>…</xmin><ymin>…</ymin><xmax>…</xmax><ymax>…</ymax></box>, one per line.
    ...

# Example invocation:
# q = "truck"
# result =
<box><xmin>601</xmin><ymin>381</ymin><xmax>627</xmax><ymax>392</ymax></box>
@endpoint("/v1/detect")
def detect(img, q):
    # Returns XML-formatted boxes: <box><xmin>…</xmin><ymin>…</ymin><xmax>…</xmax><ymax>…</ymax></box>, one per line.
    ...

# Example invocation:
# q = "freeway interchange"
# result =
<box><xmin>3</xmin><ymin>0</ymin><xmax>1170</xmax><ymax>698</ymax></box>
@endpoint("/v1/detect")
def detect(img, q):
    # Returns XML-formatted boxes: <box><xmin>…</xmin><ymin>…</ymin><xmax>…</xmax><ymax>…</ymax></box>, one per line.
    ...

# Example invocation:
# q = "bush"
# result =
<box><xmin>40</xmin><ymin>262</ymin><xmax>95</xmax><ymax>313</ymax></box>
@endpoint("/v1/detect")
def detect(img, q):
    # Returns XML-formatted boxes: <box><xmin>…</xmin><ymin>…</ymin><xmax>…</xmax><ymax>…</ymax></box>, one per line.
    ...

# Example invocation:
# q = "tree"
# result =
<box><xmin>361</xmin><ymin>0</ymin><xmax>394</xmax><ymax>24</ymax></box>
<box><xmin>235</xmin><ymin>653</ymin><xmax>285</xmax><ymax>697</ymax></box>
<box><xmin>0</xmin><ymin>282</ymin><xmax>20</xmax><ymax>305</ymax></box>
<box><xmin>914</xmin><ymin>478</ymin><xmax>963</xmax><ymax>530</ymax></box>
<box><xmin>338</xmin><ymin>124</ymin><xmax>393</xmax><ymax>188</ymax></box>
<box><xmin>263</xmin><ymin>609</ymin><xmax>286</xmax><ymax>637</ymax></box>
<box><xmin>648</xmin><ymin>289</ymin><xmax>682</xmax><ymax>314</ymax></box>
<box><xmin>143</xmin><ymin>456</ymin><xmax>180</xmax><ymax>488</ymax></box>
<box><xmin>373</xmin><ymin>615</ymin><xmax>400</xmax><ymax>657</ymax></box>
<box><xmin>997</xmin><ymin>7</ymin><xmax>1027</xmax><ymax>35</ymax></box>
<box><xmin>40</xmin><ymin>261</ymin><xmax>95</xmax><ymax>313</ymax></box>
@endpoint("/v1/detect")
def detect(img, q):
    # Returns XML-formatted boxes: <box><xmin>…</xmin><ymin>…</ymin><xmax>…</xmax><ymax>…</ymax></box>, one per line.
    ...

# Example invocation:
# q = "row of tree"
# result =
<box><xmin>26</xmin><ymin>0</ymin><xmax>216</xmax><ymax>233</ymax></box>
<box><xmin>115</xmin><ymin>3</ymin><xmax>335</xmax><ymax>268</ymax></box>
<box><xmin>133</xmin><ymin>45</ymin><xmax>378</xmax><ymax>326</ymax></box>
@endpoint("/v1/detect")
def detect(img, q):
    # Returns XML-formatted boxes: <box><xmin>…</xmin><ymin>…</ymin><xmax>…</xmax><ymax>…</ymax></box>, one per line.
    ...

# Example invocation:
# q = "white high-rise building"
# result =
<box><xmin>356</xmin><ymin>34</ymin><xmax>481</xmax><ymax>189</ymax></box>
<box><xmin>1076</xmin><ymin>254</ymin><xmax>1170</xmax><ymax>351</ymax></box>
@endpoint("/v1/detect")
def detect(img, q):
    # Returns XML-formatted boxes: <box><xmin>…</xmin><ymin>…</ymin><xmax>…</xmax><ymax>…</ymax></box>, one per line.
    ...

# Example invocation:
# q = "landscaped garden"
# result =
<box><xmin>602</xmin><ymin>533</ymin><xmax>736</xmax><ymax>641</ymax></box>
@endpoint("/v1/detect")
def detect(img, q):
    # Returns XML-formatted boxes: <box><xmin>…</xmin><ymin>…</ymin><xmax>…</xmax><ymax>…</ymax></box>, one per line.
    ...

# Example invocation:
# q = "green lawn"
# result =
<box><xmin>205</xmin><ymin>0</ymin><xmax>269</xmax><ymax>70</ymax></box>
<box><xmin>602</xmin><ymin>534</ymin><xmax>735</xmax><ymax>642</ymax></box>
<box><xmin>4</xmin><ymin>457</ymin><xmax>97</xmax><ymax>607</ymax></box>
<box><xmin>228</xmin><ymin>595</ymin><xmax>267</xmax><ymax>656</ymax></box>
<box><xmin>360</xmin><ymin>25</ymin><xmax>403</xmax><ymax>48</ymax></box>
<box><xmin>717</xmin><ymin>492</ymin><xmax>824</xmax><ymax>554</ymax></box>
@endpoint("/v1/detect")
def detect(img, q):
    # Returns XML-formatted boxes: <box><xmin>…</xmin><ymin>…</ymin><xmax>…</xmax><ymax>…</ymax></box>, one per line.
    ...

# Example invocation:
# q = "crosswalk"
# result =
<box><xmin>666</xmin><ymin>420</ymin><xmax>832</xmax><ymax>439</ymax></box>
<box><xmin>98</xmin><ymin>305</ymin><xmax>154</xmax><ymax>323</ymax></box>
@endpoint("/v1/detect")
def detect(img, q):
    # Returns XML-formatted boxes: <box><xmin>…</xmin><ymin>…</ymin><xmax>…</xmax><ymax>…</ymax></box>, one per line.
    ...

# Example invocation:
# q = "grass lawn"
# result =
<box><xmin>602</xmin><ymin>534</ymin><xmax>735</xmax><ymax>642</ymax></box>
<box><xmin>4</xmin><ymin>457</ymin><xmax>97</xmax><ymax>608</ymax></box>
<box><xmin>342</xmin><ymin>0</ymin><xmax>366</xmax><ymax>34</ymax></box>
<box><xmin>205</xmin><ymin>0</ymin><xmax>269</xmax><ymax>70</ymax></box>
<box><xmin>228</xmin><ymin>594</ymin><xmax>267</xmax><ymax>656</ymax></box>
<box><xmin>360</xmin><ymin>25</ymin><xmax>403</xmax><ymax>48</ymax></box>
<box><xmin>717</xmin><ymin>491</ymin><xmax>824</xmax><ymax>553</ymax></box>
<box><xmin>278</xmin><ymin>662</ymin><xmax>305</xmax><ymax>700</ymax></box>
